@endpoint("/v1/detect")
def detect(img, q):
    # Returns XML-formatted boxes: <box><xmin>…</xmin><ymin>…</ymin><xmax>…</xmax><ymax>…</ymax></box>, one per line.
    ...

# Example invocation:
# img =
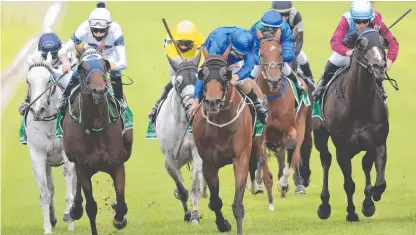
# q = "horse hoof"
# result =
<box><xmin>255</xmin><ymin>189</ymin><xmax>264</xmax><ymax>195</ymax></box>
<box><xmin>69</xmin><ymin>205</ymin><xmax>83</xmax><ymax>221</ymax></box>
<box><xmin>216</xmin><ymin>219</ymin><xmax>232</xmax><ymax>232</ymax></box>
<box><xmin>201</xmin><ymin>192</ymin><xmax>209</xmax><ymax>198</ymax></box>
<box><xmin>184</xmin><ymin>212</ymin><xmax>191</xmax><ymax>222</ymax></box>
<box><xmin>68</xmin><ymin>221</ymin><xmax>75</xmax><ymax>232</ymax></box>
<box><xmin>286</xmin><ymin>138</ymin><xmax>296</xmax><ymax>149</ymax></box>
<box><xmin>191</xmin><ymin>218</ymin><xmax>199</xmax><ymax>224</ymax></box>
<box><xmin>362</xmin><ymin>201</ymin><xmax>376</xmax><ymax>217</ymax></box>
<box><xmin>63</xmin><ymin>213</ymin><xmax>73</xmax><ymax>223</ymax></box>
<box><xmin>51</xmin><ymin>216</ymin><xmax>58</xmax><ymax>228</ymax></box>
<box><xmin>269</xmin><ymin>204</ymin><xmax>275</xmax><ymax>211</ymax></box>
<box><xmin>280</xmin><ymin>192</ymin><xmax>286</xmax><ymax>198</ymax></box>
<box><xmin>346</xmin><ymin>213</ymin><xmax>360</xmax><ymax>222</ymax></box>
<box><xmin>44</xmin><ymin>228</ymin><xmax>52</xmax><ymax>234</ymax></box>
<box><xmin>294</xmin><ymin>185</ymin><xmax>306</xmax><ymax>194</ymax></box>
<box><xmin>113</xmin><ymin>216</ymin><xmax>127</xmax><ymax>230</ymax></box>
<box><xmin>317</xmin><ymin>204</ymin><xmax>331</xmax><ymax>220</ymax></box>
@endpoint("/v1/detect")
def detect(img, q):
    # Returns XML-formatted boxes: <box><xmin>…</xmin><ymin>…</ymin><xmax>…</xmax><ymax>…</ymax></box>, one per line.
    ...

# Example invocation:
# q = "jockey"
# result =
<box><xmin>18</xmin><ymin>31</ymin><xmax>77</xmax><ymax>115</ymax></box>
<box><xmin>188</xmin><ymin>27</ymin><xmax>268</xmax><ymax>124</ymax></box>
<box><xmin>312</xmin><ymin>0</ymin><xmax>399</xmax><ymax>101</ymax></box>
<box><xmin>272</xmin><ymin>1</ymin><xmax>315</xmax><ymax>83</ymax></box>
<box><xmin>148</xmin><ymin>20</ymin><xmax>205</xmax><ymax>123</ymax></box>
<box><xmin>251</xmin><ymin>9</ymin><xmax>304</xmax><ymax>94</ymax></box>
<box><xmin>57</xmin><ymin>2</ymin><xmax>127</xmax><ymax>114</ymax></box>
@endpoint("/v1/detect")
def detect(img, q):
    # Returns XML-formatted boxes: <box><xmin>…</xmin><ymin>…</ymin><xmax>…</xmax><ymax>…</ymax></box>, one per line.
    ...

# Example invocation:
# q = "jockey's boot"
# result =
<box><xmin>148</xmin><ymin>82</ymin><xmax>173</xmax><ymax>123</ymax></box>
<box><xmin>300</xmin><ymin>62</ymin><xmax>315</xmax><ymax>86</ymax></box>
<box><xmin>18</xmin><ymin>91</ymin><xmax>31</xmax><ymax>116</ymax></box>
<box><xmin>247</xmin><ymin>88</ymin><xmax>268</xmax><ymax>124</ymax></box>
<box><xmin>376</xmin><ymin>79</ymin><xmax>388</xmax><ymax>102</ymax></box>
<box><xmin>57</xmin><ymin>76</ymin><xmax>79</xmax><ymax>115</ymax></box>
<box><xmin>112</xmin><ymin>76</ymin><xmax>124</xmax><ymax>102</ymax></box>
<box><xmin>312</xmin><ymin>61</ymin><xmax>339</xmax><ymax>101</ymax></box>
<box><xmin>287</xmin><ymin>71</ymin><xmax>304</xmax><ymax>96</ymax></box>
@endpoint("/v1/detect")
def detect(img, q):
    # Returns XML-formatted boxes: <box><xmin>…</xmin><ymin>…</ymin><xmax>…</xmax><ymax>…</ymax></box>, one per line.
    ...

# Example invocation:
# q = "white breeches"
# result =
<box><xmin>296</xmin><ymin>50</ymin><xmax>308</xmax><ymax>65</ymax></box>
<box><xmin>328</xmin><ymin>51</ymin><xmax>351</xmax><ymax>67</ymax></box>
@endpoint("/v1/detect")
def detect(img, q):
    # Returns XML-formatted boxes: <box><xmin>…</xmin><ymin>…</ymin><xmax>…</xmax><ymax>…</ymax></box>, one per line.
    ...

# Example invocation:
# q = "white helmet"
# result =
<box><xmin>88</xmin><ymin>3</ymin><xmax>112</xmax><ymax>29</ymax></box>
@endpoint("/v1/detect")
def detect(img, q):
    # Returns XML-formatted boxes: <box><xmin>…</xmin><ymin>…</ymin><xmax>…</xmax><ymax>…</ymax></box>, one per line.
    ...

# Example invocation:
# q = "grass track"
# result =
<box><xmin>1</xmin><ymin>2</ymin><xmax>416</xmax><ymax>235</ymax></box>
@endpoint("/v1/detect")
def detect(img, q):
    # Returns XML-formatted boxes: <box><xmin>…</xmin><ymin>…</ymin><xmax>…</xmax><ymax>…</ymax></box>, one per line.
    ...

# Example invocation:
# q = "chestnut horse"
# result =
<box><xmin>61</xmin><ymin>53</ymin><xmax>133</xmax><ymax>235</ymax></box>
<box><xmin>192</xmin><ymin>55</ymin><xmax>266</xmax><ymax>234</ymax></box>
<box><xmin>257</xmin><ymin>31</ymin><xmax>312</xmax><ymax>200</ymax></box>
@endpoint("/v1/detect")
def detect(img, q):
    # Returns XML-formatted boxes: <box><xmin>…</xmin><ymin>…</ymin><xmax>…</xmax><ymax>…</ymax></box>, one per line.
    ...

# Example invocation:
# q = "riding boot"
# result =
<box><xmin>300</xmin><ymin>62</ymin><xmax>314</xmax><ymax>82</ymax></box>
<box><xmin>375</xmin><ymin>79</ymin><xmax>388</xmax><ymax>102</ymax></box>
<box><xmin>148</xmin><ymin>82</ymin><xmax>174</xmax><ymax>123</ymax></box>
<box><xmin>247</xmin><ymin>88</ymin><xmax>268</xmax><ymax>124</ymax></box>
<box><xmin>112</xmin><ymin>76</ymin><xmax>124</xmax><ymax>102</ymax></box>
<box><xmin>18</xmin><ymin>90</ymin><xmax>31</xmax><ymax>116</ymax></box>
<box><xmin>312</xmin><ymin>61</ymin><xmax>340</xmax><ymax>101</ymax></box>
<box><xmin>57</xmin><ymin>75</ymin><xmax>79</xmax><ymax>114</ymax></box>
<box><xmin>286</xmin><ymin>71</ymin><xmax>304</xmax><ymax>95</ymax></box>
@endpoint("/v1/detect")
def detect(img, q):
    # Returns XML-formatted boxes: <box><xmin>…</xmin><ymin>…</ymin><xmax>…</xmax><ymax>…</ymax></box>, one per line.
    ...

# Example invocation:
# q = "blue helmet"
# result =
<box><xmin>38</xmin><ymin>32</ymin><xmax>62</xmax><ymax>53</ymax></box>
<box><xmin>261</xmin><ymin>9</ymin><xmax>283</xmax><ymax>28</ymax></box>
<box><xmin>350</xmin><ymin>0</ymin><xmax>374</xmax><ymax>20</ymax></box>
<box><xmin>231</xmin><ymin>29</ymin><xmax>255</xmax><ymax>55</ymax></box>
<box><xmin>272</xmin><ymin>1</ymin><xmax>293</xmax><ymax>15</ymax></box>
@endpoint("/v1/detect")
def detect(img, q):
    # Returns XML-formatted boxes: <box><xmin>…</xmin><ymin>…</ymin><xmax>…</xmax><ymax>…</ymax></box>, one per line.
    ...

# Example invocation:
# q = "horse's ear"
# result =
<box><xmin>197</xmin><ymin>67</ymin><xmax>209</xmax><ymax>80</ymax></box>
<box><xmin>166</xmin><ymin>55</ymin><xmax>181</xmax><ymax>72</ymax></box>
<box><xmin>219</xmin><ymin>67</ymin><xmax>231</xmax><ymax>80</ymax></box>
<box><xmin>379</xmin><ymin>36</ymin><xmax>389</xmax><ymax>49</ymax></box>
<box><xmin>78</xmin><ymin>61</ymin><xmax>88</xmax><ymax>74</ymax></box>
<box><xmin>191</xmin><ymin>50</ymin><xmax>202</xmax><ymax>67</ymax></box>
<box><xmin>103</xmin><ymin>59</ymin><xmax>111</xmax><ymax>72</ymax></box>
<box><xmin>262</xmin><ymin>31</ymin><xmax>274</xmax><ymax>39</ymax></box>
<box><xmin>356</xmin><ymin>37</ymin><xmax>368</xmax><ymax>51</ymax></box>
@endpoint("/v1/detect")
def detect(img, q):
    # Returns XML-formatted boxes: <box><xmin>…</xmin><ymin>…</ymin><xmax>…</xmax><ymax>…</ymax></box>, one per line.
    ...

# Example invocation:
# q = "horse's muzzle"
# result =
<box><xmin>91</xmin><ymin>87</ymin><xmax>108</xmax><ymax>104</ymax></box>
<box><xmin>267</xmin><ymin>78</ymin><xmax>281</xmax><ymax>92</ymax></box>
<box><xmin>204</xmin><ymin>98</ymin><xmax>223</xmax><ymax>115</ymax></box>
<box><xmin>368</xmin><ymin>63</ymin><xmax>386</xmax><ymax>80</ymax></box>
<box><xmin>30</xmin><ymin>107</ymin><xmax>46</xmax><ymax>121</ymax></box>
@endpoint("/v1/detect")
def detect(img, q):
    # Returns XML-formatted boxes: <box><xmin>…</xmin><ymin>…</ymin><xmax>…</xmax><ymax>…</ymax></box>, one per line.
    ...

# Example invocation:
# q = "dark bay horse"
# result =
<box><xmin>192</xmin><ymin>55</ymin><xmax>266</xmax><ymax>234</ymax></box>
<box><xmin>314</xmin><ymin>28</ymin><xmax>390</xmax><ymax>222</ymax></box>
<box><xmin>61</xmin><ymin>53</ymin><xmax>133</xmax><ymax>234</ymax></box>
<box><xmin>257</xmin><ymin>31</ymin><xmax>313</xmax><ymax>199</ymax></box>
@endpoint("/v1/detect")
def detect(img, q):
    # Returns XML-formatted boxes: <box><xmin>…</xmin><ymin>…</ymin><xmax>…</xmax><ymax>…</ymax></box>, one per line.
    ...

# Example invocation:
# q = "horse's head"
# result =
<box><xmin>354</xmin><ymin>28</ymin><xmax>387</xmax><ymax>80</ymax></box>
<box><xmin>167</xmin><ymin>51</ymin><xmax>201</xmax><ymax>114</ymax></box>
<box><xmin>259</xmin><ymin>30</ymin><xmax>284</xmax><ymax>91</ymax></box>
<box><xmin>197</xmin><ymin>55</ymin><xmax>231</xmax><ymax>115</ymax></box>
<box><xmin>26</xmin><ymin>63</ymin><xmax>57</xmax><ymax>120</ymax></box>
<box><xmin>78</xmin><ymin>53</ymin><xmax>111</xmax><ymax>104</ymax></box>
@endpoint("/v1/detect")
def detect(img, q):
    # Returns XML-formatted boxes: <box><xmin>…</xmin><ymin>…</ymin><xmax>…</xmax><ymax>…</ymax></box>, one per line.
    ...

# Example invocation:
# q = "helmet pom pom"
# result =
<box><xmin>97</xmin><ymin>2</ymin><xmax>105</xmax><ymax>8</ymax></box>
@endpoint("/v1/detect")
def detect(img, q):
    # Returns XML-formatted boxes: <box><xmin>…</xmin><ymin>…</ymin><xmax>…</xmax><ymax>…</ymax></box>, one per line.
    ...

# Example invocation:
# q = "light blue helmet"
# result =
<box><xmin>350</xmin><ymin>0</ymin><xmax>375</xmax><ymax>20</ymax></box>
<box><xmin>261</xmin><ymin>9</ymin><xmax>283</xmax><ymax>28</ymax></box>
<box><xmin>231</xmin><ymin>29</ymin><xmax>255</xmax><ymax>55</ymax></box>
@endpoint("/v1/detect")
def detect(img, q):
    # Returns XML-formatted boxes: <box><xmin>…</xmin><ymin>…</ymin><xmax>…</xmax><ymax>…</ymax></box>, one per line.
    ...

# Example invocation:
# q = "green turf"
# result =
<box><xmin>2</xmin><ymin>2</ymin><xmax>416</xmax><ymax>235</ymax></box>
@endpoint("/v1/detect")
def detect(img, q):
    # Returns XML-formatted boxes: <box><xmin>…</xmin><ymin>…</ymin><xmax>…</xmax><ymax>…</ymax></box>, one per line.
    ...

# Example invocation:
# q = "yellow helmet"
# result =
<box><xmin>172</xmin><ymin>20</ymin><xmax>199</xmax><ymax>41</ymax></box>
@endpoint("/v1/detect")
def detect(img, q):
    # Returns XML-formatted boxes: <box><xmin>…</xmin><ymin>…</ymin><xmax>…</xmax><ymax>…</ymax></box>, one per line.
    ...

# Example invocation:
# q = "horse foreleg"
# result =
<box><xmin>190</xmin><ymin>147</ymin><xmax>203</xmax><ymax>224</ymax></box>
<box><xmin>45</xmin><ymin>166</ymin><xmax>57</xmax><ymax>229</ymax></box>
<box><xmin>78</xmin><ymin>172</ymin><xmax>98</xmax><ymax>235</ymax></box>
<box><xmin>29</xmin><ymin>149</ymin><xmax>52</xmax><ymax>234</ymax></box>
<box><xmin>201</xmin><ymin>177</ymin><xmax>209</xmax><ymax>198</ymax></box>
<box><xmin>362</xmin><ymin>149</ymin><xmax>376</xmax><ymax>217</ymax></box>
<box><xmin>232</xmin><ymin>151</ymin><xmax>250</xmax><ymax>235</ymax></box>
<box><xmin>165</xmin><ymin>159</ymin><xmax>190</xmax><ymax>221</ymax></box>
<box><xmin>336</xmin><ymin>148</ymin><xmax>359</xmax><ymax>222</ymax></box>
<box><xmin>314</xmin><ymin>126</ymin><xmax>332</xmax><ymax>220</ymax></box>
<box><xmin>293</xmin><ymin>108</ymin><xmax>307</xmax><ymax>194</ymax></box>
<box><xmin>111</xmin><ymin>164</ymin><xmax>128</xmax><ymax>230</ymax></box>
<box><xmin>261</xmin><ymin>152</ymin><xmax>275</xmax><ymax>211</ymax></box>
<box><xmin>276</xmin><ymin>146</ymin><xmax>290</xmax><ymax>197</ymax></box>
<box><xmin>62</xmin><ymin>156</ymin><xmax>76</xmax><ymax>231</ymax></box>
<box><xmin>203</xmin><ymin>163</ymin><xmax>231</xmax><ymax>233</ymax></box>
<box><xmin>69</xmin><ymin>180</ymin><xmax>83</xmax><ymax>221</ymax></box>
<box><xmin>369</xmin><ymin>145</ymin><xmax>387</xmax><ymax>202</ymax></box>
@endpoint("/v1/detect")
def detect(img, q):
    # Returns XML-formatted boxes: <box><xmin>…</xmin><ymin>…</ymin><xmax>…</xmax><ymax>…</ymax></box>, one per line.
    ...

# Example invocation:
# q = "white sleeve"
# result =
<box><xmin>114</xmin><ymin>45</ymin><xmax>127</xmax><ymax>71</ymax></box>
<box><xmin>58</xmin><ymin>22</ymin><xmax>87</xmax><ymax>56</ymax></box>
<box><xmin>112</xmin><ymin>24</ymin><xmax>127</xmax><ymax>70</ymax></box>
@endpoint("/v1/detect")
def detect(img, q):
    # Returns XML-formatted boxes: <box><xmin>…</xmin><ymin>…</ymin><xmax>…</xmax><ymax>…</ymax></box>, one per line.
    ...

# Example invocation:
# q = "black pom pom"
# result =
<box><xmin>97</xmin><ymin>2</ymin><xmax>105</xmax><ymax>8</ymax></box>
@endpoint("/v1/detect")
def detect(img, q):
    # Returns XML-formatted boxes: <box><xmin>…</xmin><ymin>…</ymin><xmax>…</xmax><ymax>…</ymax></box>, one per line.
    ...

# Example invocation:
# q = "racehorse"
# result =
<box><xmin>257</xmin><ymin>31</ymin><xmax>312</xmax><ymax>198</ymax></box>
<box><xmin>192</xmin><ymin>55</ymin><xmax>265</xmax><ymax>235</ymax></box>
<box><xmin>155</xmin><ymin>52</ymin><xmax>206</xmax><ymax>223</ymax></box>
<box><xmin>314</xmin><ymin>28</ymin><xmax>391</xmax><ymax>222</ymax></box>
<box><xmin>23</xmin><ymin>59</ymin><xmax>76</xmax><ymax>234</ymax></box>
<box><xmin>61</xmin><ymin>51</ymin><xmax>133</xmax><ymax>235</ymax></box>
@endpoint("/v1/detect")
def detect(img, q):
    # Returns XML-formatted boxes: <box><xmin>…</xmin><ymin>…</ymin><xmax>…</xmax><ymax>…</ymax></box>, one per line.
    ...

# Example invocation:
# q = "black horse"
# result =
<box><xmin>314</xmin><ymin>28</ymin><xmax>391</xmax><ymax>222</ymax></box>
